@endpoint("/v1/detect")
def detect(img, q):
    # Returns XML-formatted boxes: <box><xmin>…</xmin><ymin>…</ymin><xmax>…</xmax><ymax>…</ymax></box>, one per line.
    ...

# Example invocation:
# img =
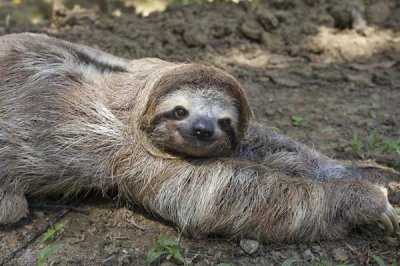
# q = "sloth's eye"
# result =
<box><xmin>218</xmin><ymin>118</ymin><xmax>231</xmax><ymax>129</ymax></box>
<box><xmin>174</xmin><ymin>106</ymin><xmax>188</xmax><ymax>119</ymax></box>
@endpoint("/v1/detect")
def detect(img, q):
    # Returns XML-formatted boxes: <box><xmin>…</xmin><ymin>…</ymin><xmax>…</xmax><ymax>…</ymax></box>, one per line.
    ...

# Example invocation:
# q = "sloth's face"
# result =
<box><xmin>149</xmin><ymin>87</ymin><xmax>240</xmax><ymax>157</ymax></box>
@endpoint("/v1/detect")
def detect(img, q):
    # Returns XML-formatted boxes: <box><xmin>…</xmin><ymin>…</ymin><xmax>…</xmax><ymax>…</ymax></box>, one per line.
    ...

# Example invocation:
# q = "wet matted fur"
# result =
<box><xmin>0</xmin><ymin>33</ymin><xmax>398</xmax><ymax>243</ymax></box>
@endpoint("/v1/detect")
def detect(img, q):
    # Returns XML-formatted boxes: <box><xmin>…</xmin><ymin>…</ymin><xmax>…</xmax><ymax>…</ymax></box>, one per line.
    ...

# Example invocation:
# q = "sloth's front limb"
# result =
<box><xmin>239</xmin><ymin>122</ymin><xmax>363</xmax><ymax>181</ymax></box>
<box><xmin>121</xmin><ymin>159</ymin><xmax>398</xmax><ymax>242</ymax></box>
<box><xmin>0</xmin><ymin>188</ymin><xmax>29</xmax><ymax>225</ymax></box>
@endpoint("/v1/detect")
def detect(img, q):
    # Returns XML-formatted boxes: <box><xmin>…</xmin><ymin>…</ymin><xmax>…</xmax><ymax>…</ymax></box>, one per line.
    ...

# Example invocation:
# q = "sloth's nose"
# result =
<box><xmin>192</xmin><ymin>118</ymin><xmax>214</xmax><ymax>140</ymax></box>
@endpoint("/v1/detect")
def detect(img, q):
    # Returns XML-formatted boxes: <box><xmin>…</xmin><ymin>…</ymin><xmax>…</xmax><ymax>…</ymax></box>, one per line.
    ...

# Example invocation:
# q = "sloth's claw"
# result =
<box><xmin>379</xmin><ymin>204</ymin><xmax>399</xmax><ymax>236</ymax></box>
<box><xmin>380</xmin><ymin>212</ymin><xmax>394</xmax><ymax>235</ymax></box>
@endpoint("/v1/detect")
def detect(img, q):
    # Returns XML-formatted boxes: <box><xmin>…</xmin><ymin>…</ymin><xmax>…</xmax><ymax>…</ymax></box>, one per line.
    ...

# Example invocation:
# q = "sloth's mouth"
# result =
<box><xmin>183</xmin><ymin>133</ymin><xmax>216</xmax><ymax>142</ymax></box>
<box><xmin>177</xmin><ymin>128</ymin><xmax>218</xmax><ymax>144</ymax></box>
<box><xmin>180</xmin><ymin>134</ymin><xmax>219</xmax><ymax>149</ymax></box>
<box><xmin>172</xmin><ymin>134</ymin><xmax>231</xmax><ymax>158</ymax></box>
<box><xmin>164</xmin><ymin>136</ymin><xmax>231</xmax><ymax>158</ymax></box>
<box><xmin>171</xmin><ymin>143</ymin><xmax>224</xmax><ymax>158</ymax></box>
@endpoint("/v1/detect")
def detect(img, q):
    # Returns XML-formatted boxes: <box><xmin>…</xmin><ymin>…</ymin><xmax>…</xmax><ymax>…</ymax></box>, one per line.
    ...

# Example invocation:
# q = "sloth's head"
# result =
<box><xmin>140</xmin><ymin>64</ymin><xmax>252</xmax><ymax>158</ymax></box>
<box><xmin>150</xmin><ymin>87</ymin><xmax>240</xmax><ymax>157</ymax></box>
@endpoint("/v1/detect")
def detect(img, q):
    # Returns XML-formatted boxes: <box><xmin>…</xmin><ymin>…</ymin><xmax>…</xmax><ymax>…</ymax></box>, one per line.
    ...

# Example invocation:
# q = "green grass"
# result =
<box><xmin>381</xmin><ymin>140</ymin><xmax>400</xmax><ymax>156</ymax></box>
<box><xmin>351</xmin><ymin>131</ymin><xmax>364</xmax><ymax>158</ymax></box>
<box><xmin>147</xmin><ymin>236</ymin><xmax>186</xmax><ymax>264</ymax></box>
<box><xmin>37</xmin><ymin>221</ymin><xmax>67</xmax><ymax>266</ymax></box>
<box><xmin>146</xmin><ymin>235</ymin><xmax>235</xmax><ymax>265</ymax></box>
<box><xmin>358</xmin><ymin>103</ymin><xmax>381</xmax><ymax>113</ymax></box>
<box><xmin>350</xmin><ymin>130</ymin><xmax>399</xmax><ymax>159</ymax></box>
<box><xmin>292</xmin><ymin>115</ymin><xmax>308</xmax><ymax>128</ymax></box>
<box><xmin>372</xmin><ymin>256</ymin><xmax>398</xmax><ymax>266</ymax></box>
<box><xmin>281</xmin><ymin>260</ymin><xmax>295</xmax><ymax>266</ymax></box>
<box><xmin>42</xmin><ymin>221</ymin><xmax>67</xmax><ymax>243</ymax></box>
<box><xmin>38</xmin><ymin>244</ymin><xmax>64</xmax><ymax>266</ymax></box>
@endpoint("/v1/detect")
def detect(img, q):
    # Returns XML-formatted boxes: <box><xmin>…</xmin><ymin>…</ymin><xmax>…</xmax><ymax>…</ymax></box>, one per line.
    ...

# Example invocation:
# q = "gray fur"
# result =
<box><xmin>0</xmin><ymin>33</ymin><xmax>398</xmax><ymax>242</ymax></box>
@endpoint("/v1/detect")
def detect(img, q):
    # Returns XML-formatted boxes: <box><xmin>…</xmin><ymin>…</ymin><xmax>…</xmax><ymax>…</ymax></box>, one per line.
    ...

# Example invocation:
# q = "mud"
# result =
<box><xmin>1</xmin><ymin>0</ymin><xmax>400</xmax><ymax>265</ymax></box>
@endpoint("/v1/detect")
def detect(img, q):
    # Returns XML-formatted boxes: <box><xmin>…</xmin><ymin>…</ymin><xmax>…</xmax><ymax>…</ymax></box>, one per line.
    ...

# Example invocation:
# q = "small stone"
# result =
<box><xmin>302</xmin><ymin>249</ymin><xmax>314</xmax><ymax>263</ymax></box>
<box><xmin>240</xmin><ymin>20</ymin><xmax>263</xmax><ymax>41</ymax></box>
<box><xmin>332</xmin><ymin>247</ymin><xmax>348</xmax><ymax>262</ymax></box>
<box><xmin>240</xmin><ymin>239</ymin><xmax>260</xmax><ymax>255</ymax></box>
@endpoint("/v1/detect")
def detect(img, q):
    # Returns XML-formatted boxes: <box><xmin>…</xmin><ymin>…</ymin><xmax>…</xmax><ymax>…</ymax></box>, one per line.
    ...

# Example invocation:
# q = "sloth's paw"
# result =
<box><xmin>379</xmin><ymin>202</ymin><xmax>399</xmax><ymax>236</ymax></box>
<box><xmin>0</xmin><ymin>189</ymin><xmax>29</xmax><ymax>225</ymax></box>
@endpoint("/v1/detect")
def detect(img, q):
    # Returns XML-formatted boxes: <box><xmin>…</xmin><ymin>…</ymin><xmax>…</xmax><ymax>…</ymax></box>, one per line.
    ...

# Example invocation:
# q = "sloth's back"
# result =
<box><xmin>0</xmin><ymin>33</ymin><xmax>96</xmax><ymax>125</ymax></box>
<box><xmin>0</xmin><ymin>33</ymin><xmax>123</xmax><ymax>195</ymax></box>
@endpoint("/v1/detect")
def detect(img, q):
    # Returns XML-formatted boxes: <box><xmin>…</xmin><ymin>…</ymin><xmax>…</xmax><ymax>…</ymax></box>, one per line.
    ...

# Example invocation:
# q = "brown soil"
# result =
<box><xmin>1</xmin><ymin>0</ymin><xmax>400</xmax><ymax>265</ymax></box>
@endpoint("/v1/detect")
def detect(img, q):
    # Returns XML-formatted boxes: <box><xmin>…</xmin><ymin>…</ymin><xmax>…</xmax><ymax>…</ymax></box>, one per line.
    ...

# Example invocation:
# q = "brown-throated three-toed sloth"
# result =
<box><xmin>0</xmin><ymin>33</ymin><xmax>398</xmax><ymax>243</ymax></box>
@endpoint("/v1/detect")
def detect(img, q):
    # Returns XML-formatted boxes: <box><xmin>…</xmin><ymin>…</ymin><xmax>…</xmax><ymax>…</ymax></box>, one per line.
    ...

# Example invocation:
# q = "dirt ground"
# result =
<box><xmin>1</xmin><ymin>0</ymin><xmax>400</xmax><ymax>265</ymax></box>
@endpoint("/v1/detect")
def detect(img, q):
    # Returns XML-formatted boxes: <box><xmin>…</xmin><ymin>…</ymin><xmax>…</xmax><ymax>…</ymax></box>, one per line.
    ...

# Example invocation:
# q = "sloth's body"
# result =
<box><xmin>0</xmin><ymin>33</ymin><xmax>398</xmax><ymax>242</ymax></box>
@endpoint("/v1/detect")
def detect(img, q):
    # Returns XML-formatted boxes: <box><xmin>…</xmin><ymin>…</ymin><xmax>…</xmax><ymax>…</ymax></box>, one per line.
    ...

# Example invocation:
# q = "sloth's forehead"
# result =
<box><xmin>157</xmin><ymin>87</ymin><xmax>238</xmax><ymax>120</ymax></box>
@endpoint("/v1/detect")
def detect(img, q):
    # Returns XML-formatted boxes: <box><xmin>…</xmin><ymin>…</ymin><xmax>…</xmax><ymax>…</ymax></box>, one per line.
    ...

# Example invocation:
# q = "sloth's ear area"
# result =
<box><xmin>139</xmin><ymin>103</ymin><xmax>158</xmax><ymax>133</ymax></box>
<box><xmin>221</xmin><ymin>77</ymin><xmax>253</xmax><ymax>142</ymax></box>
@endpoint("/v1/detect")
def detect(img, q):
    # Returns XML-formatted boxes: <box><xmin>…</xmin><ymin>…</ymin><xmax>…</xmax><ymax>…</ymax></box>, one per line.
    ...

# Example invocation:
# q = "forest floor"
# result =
<box><xmin>0</xmin><ymin>0</ymin><xmax>400</xmax><ymax>265</ymax></box>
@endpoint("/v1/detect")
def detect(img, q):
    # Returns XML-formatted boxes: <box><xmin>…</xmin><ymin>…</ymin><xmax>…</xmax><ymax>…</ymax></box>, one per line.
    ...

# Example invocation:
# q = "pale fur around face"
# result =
<box><xmin>0</xmin><ymin>33</ymin><xmax>398</xmax><ymax>242</ymax></box>
<box><xmin>155</xmin><ymin>87</ymin><xmax>239</xmax><ymax>124</ymax></box>
<box><xmin>150</xmin><ymin>87</ymin><xmax>240</xmax><ymax>157</ymax></box>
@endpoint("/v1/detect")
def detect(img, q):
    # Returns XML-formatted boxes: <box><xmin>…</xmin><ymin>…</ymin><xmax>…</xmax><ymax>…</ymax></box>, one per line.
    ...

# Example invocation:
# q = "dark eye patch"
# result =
<box><xmin>173</xmin><ymin>106</ymin><xmax>189</xmax><ymax>119</ymax></box>
<box><xmin>218</xmin><ymin>118</ymin><xmax>236</xmax><ymax>147</ymax></box>
<box><xmin>218</xmin><ymin>118</ymin><xmax>231</xmax><ymax>130</ymax></box>
<box><xmin>151</xmin><ymin>106</ymin><xmax>189</xmax><ymax>126</ymax></box>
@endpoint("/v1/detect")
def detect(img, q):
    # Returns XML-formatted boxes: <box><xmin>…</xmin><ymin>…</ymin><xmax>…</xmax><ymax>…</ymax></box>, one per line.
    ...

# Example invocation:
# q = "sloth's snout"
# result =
<box><xmin>191</xmin><ymin>118</ymin><xmax>214</xmax><ymax>140</ymax></box>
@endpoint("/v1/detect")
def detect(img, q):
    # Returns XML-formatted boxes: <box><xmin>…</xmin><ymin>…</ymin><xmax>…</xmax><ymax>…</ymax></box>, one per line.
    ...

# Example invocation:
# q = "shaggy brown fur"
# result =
<box><xmin>0</xmin><ymin>33</ymin><xmax>398</xmax><ymax>242</ymax></box>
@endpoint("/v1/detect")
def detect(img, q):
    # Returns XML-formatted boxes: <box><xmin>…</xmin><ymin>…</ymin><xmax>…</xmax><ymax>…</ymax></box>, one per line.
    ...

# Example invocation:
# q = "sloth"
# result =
<box><xmin>0</xmin><ymin>33</ymin><xmax>399</xmax><ymax>243</ymax></box>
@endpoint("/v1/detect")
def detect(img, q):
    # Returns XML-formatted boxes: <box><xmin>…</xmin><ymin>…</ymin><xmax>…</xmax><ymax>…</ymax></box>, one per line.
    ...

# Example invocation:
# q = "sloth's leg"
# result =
<box><xmin>238</xmin><ymin>122</ymin><xmax>368</xmax><ymax>181</ymax></box>
<box><xmin>122</xmin><ymin>159</ymin><xmax>399</xmax><ymax>242</ymax></box>
<box><xmin>0</xmin><ymin>188</ymin><xmax>29</xmax><ymax>225</ymax></box>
